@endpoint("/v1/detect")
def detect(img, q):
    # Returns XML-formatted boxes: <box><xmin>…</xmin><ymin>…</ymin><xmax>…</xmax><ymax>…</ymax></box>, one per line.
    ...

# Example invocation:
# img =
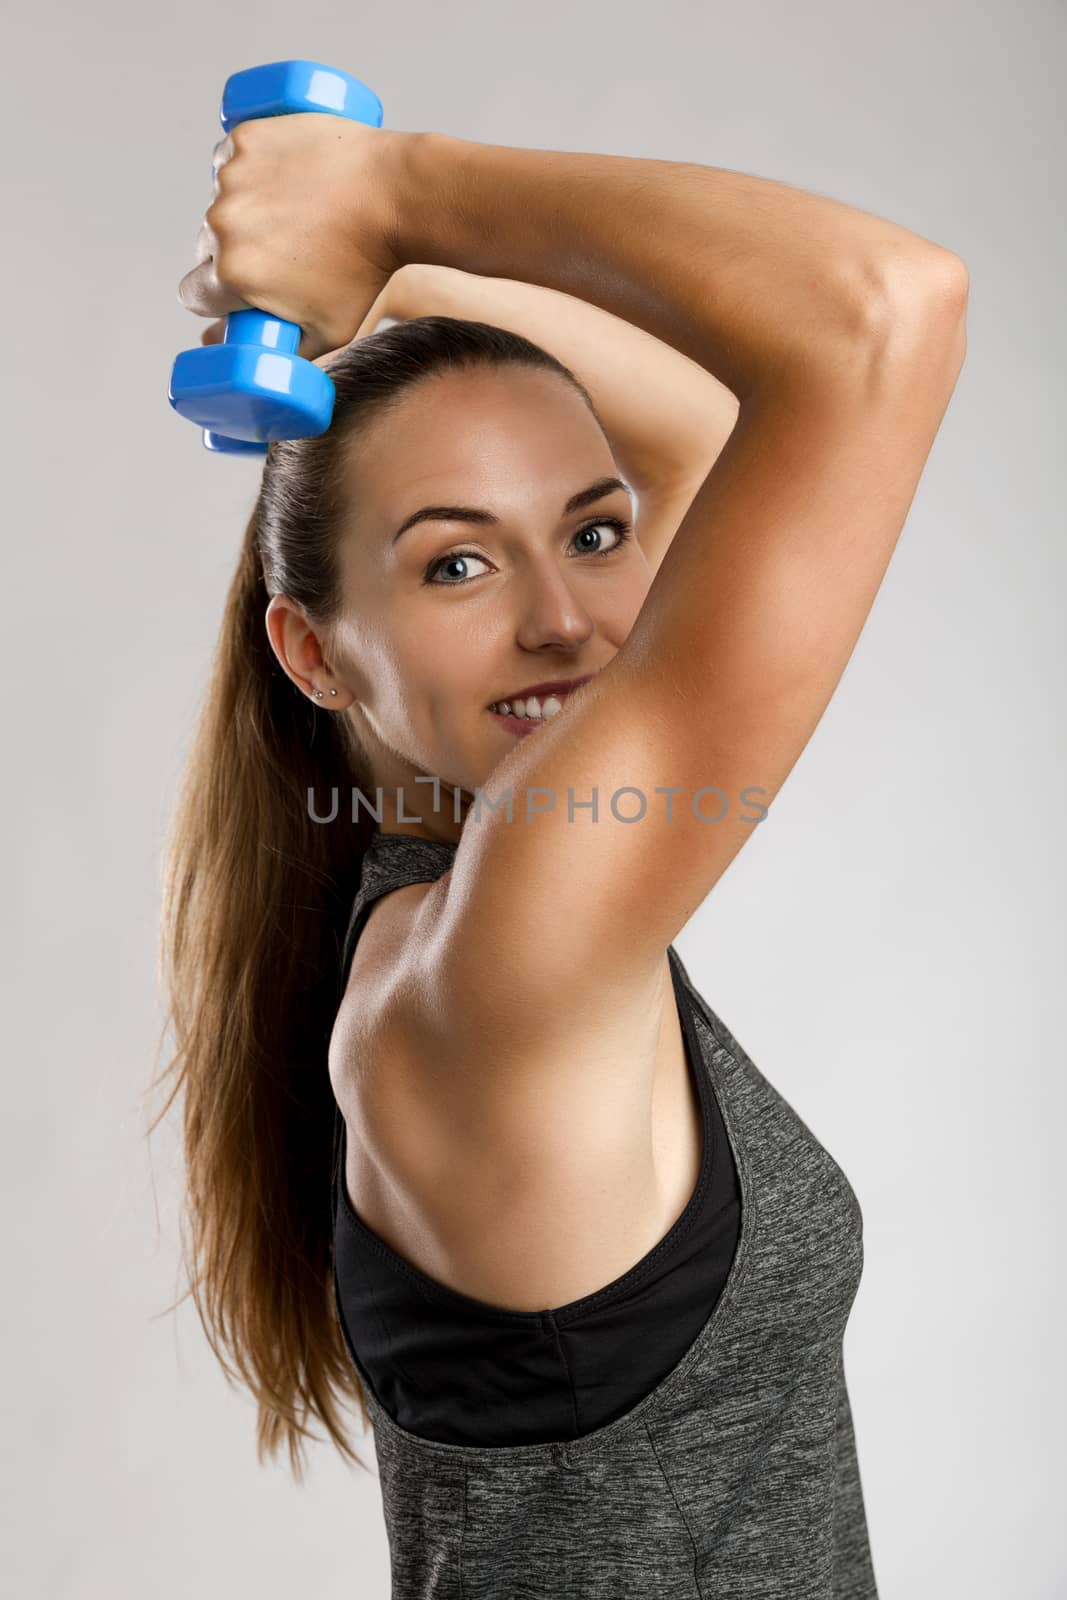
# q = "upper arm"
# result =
<box><xmin>633</xmin><ymin>475</ymin><xmax>718</xmax><ymax>578</ymax></box>
<box><xmin>411</xmin><ymin>266</ymin><xmax>967</xmax><ymax>1076</ymax></box>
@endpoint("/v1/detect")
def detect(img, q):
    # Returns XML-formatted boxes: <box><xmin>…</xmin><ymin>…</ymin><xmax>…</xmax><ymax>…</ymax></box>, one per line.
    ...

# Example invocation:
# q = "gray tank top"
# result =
<box><xmin>331</xmin><ymin>830</ymin><xmax>879</xmax><ymax>1598</ymax></box>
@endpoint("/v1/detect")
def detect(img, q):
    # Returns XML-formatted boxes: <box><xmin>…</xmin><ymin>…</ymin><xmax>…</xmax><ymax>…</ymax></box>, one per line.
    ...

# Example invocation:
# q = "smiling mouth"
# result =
<box><xmin>486</xmin><ymin>673</ymin><xmax>599</xmax><ymax>731</ymax></box>
<box><xmin>491</xmin><ymin>712</ymin><xmax>543</xmax><ymax>734</ymax></box>
<box><xmin>487</xmin><ymin>692</ymin><xmax>569</xmax><ymax>730</ymax></box>
<box><xmin>488</xmin><ymin>706</ymin><xmax>556</xmax><ymax>733</ymax></box>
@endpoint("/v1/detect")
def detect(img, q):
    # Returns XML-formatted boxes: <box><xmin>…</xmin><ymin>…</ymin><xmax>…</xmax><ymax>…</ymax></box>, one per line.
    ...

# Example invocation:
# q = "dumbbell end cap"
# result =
<box><xmin>220</xmin><ymin>61</ymin><xmax>383</xmax><ymax>131</ymax></box>
<box><xmin>169</xmin><ymin>343</ymin><xmax>336</xmax><ymax>443</ymax></box>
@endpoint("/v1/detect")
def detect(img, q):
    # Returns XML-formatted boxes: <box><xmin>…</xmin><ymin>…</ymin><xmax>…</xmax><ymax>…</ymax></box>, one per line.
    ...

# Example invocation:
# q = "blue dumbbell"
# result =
<box><xmin>169</xmin><ymin>60</ymin><xmax>383</xmax><ymax>455</ymax></box>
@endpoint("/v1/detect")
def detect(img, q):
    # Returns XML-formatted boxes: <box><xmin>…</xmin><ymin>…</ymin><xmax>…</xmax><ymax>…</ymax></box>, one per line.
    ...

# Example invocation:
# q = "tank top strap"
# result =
<box><xmin>338</xmin><ymin>830</ymin><xmax>459</xmax><ymax>995</ymax></box>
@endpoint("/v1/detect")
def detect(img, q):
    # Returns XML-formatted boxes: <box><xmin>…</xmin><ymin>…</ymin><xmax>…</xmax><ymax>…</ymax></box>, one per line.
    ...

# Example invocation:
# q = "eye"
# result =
<box><xmin>423</xmin><ymin>516</ymin><xmax>633</xmax><ymax>587</ymax></box>
<box><xmin>423</xmin><ymin>551</ymin><xmax>494</xmax><ymax>586</ymax></box>
<box><xmin>570</xmin><ymin>516</ymin><xmax>632</xmax><ymax>556</ymax></box>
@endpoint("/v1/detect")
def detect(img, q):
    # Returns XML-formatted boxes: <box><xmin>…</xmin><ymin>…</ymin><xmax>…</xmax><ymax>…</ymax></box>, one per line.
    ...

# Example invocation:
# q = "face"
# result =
<box><xmin>269</xmin><ymin>364</ymin><xmax>653</xmax><ymax>839</ymax></box>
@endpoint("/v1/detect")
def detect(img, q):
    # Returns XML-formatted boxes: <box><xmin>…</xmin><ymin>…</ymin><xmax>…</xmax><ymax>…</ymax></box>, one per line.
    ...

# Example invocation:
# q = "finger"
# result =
<box><xmin>193</xmin><ymin>213</ymin><xmax>216</xmax><ymax>267</ymax></box>
<box><xmin>177</xmin><ymin>209</ymin><xmax>237</xmax><ymax>316</ymax></box>
<box><xmin>176</xmin><ymin>255</ymin><xmax>253</xmax><ymax>319</ymax></box>
<box><xmin>200</xmin><ymin>319</ymin><xmax>227</xmax><ymax>346</ymax></box>
<box><xmin>210</xmin><ymin>133</ymin><xmax>235</xmax><ymax>186</ymax></box>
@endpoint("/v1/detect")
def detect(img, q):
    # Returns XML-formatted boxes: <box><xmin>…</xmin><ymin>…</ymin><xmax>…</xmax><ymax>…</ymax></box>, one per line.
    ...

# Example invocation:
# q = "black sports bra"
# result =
<box><xmin>331</xmin><ymin>830</ymin><xmax>742</xmax><ymax>1448</ymax></box>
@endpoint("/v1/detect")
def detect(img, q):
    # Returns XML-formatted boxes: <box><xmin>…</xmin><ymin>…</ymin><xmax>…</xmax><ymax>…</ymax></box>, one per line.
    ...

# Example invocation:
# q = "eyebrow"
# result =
<box><xmin>390</xmin><ymin>476</ymin><xmax>632</xmax><ymax>545</ymax></box>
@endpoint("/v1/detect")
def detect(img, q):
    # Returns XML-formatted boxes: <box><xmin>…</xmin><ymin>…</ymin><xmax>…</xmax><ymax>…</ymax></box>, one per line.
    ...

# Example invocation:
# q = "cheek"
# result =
<box><xmin>376</xmin><ymin>639</ymin><xmax>484</xmax><ymax>733</ymax></box>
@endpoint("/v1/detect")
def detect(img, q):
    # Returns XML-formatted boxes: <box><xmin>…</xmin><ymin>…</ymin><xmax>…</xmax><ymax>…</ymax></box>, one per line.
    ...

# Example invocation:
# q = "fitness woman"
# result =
<box><xmin>162</xmin><ymin>117</ymin><xmax>967</xmax><ymax>1597</ymax></box>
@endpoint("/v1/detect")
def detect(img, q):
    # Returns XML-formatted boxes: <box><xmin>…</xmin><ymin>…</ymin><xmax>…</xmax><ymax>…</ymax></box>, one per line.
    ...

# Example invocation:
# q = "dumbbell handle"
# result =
<box><xmin>169</xmin><ymin>61</ymin><xmax>383</xmax><ymax>454</ymax></box>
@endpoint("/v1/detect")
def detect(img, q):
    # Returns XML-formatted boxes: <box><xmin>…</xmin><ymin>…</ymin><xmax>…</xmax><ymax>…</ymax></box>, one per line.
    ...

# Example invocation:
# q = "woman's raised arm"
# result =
<box><xmin>379</xmin><ymin>133</ymin><xmax>967</xmax><ymax>1110</ymax></box>
<box><xmin>390</xmin><ymin>132</ymin><xmax>963</xmax><ymax>401</ymax></box>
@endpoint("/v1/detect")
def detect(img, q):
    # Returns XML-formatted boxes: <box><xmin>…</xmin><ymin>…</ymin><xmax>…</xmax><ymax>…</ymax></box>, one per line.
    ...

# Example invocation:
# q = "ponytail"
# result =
<box><xmin>150</xmin><ymin>514</ymin><xmax>373</xmax><ymax>1479</ymax></box>
<box><xmin>149</xmin><ymin>314</ymin><xmax>599</xmax><ymax>1477</ymax></box>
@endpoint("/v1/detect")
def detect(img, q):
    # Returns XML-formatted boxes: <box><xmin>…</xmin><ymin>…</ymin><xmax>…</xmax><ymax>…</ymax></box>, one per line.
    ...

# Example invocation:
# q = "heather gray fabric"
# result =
<box><xmin>333</xmin><ymin>831</ymin><xmax>878</xmax><ymax>1598</ymax></box>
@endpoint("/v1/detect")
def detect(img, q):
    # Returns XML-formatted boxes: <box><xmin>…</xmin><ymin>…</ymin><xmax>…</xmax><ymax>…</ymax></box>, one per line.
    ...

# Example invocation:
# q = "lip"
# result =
<box><xmin>485</xmin><ymin>674</ymin><xmax>594</xmax><ymax>710</ymax></box>
<box><xmin>488</xmin><ymin>707</ymin><xmax>553</xmax><ymax>737</ymax></box>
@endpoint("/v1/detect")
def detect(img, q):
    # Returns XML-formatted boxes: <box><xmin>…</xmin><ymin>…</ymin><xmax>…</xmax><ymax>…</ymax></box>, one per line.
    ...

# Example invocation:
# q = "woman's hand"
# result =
<box><xmin>176</xmin><ymin>115</ymin><xmax>409</xmax><ymax>362</ymax></box>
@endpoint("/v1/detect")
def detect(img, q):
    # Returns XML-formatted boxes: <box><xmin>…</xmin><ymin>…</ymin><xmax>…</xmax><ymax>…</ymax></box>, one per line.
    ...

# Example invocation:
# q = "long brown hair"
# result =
<box><xmin>148</xmin><ymin>317</ymin><xmax>602</xmax><ymax>1480</ymax></box>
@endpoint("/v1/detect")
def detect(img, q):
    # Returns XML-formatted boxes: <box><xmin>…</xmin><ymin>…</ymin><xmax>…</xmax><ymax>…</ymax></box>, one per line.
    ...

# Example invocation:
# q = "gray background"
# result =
<box><xmin>3</xmin><ymin>0</ymin><xmax>1063</xmax><ymax>1595</ymax></box>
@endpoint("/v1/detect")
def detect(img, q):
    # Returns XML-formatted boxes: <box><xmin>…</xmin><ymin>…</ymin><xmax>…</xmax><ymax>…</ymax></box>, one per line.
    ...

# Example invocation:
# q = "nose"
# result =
<box><xmin>513</xmin><ymin>561</ymin><xmax>596</xmax><ymax>652</ymax></box>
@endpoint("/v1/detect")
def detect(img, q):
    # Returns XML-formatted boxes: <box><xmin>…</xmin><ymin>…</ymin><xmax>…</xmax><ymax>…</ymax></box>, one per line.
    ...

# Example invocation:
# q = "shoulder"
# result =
<box><xmin>331</xmin><ymin>869</ymin><xmax>492</xmax><ymax>1223</ymax></box>
<box><xmin>329</xmin><ymin>870</ymin><xmax>682</xmax><ymax>1309</ymax></box>
<box><xmin>338</xmin><ymin>858</ymin><xmax>666</xmax><ymax>1162</ymax></box>
<box><xmin>330</xmin><ymin>873</ymin><xmax>443</xmax><ymax>1101</ymax></box>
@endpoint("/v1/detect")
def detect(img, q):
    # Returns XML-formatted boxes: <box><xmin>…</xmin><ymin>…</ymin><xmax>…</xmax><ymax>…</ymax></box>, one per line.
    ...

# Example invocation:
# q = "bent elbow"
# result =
<box><xmin>923</xmin><ymin>249</ymin><xmax>969</xmax><ymax>319</ymax></box>
<box><xmin>878</xmin><ymin>246</ymin><xmax>969</xmax><ymax>326</ymax></box>
<box><xmin>853</xmin><ymin>248</ymin><xmax>969</xmax><ymax>383</ymax></box>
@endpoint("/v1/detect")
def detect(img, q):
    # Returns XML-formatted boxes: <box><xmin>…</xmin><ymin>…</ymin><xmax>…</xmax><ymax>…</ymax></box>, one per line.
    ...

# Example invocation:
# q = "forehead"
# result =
<box><xmin>346</xmin><ymin>365</ymin><xmax>614</xmax><ymax>516</ymax></box>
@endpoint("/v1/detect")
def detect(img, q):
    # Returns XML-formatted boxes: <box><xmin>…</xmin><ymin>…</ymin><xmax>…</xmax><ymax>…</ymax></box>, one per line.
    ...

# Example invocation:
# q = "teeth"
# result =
<box><xmin>491</xmin><ymin>694</ymin><xmax>566</xmax><ymax>721</ymax></box>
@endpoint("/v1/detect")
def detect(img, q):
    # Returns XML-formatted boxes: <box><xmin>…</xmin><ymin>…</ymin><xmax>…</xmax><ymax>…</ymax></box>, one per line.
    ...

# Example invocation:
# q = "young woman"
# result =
<box><xmin>162</xmin><ymin>118</ymin><xmax>967</xmax><ymax>1597</ymax></box>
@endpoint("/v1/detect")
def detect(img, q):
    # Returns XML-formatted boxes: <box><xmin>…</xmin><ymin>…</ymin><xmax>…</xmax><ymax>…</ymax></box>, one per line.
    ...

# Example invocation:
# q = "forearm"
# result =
<box><xmin>367</xmin><ymin>263</ymin><xmax>739</xmax><ymax>494</ymax></box>
<box><xmin>388</xmin><ymin>132</ymin><xmax>956</xmax><ymax>402</ymax></box>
